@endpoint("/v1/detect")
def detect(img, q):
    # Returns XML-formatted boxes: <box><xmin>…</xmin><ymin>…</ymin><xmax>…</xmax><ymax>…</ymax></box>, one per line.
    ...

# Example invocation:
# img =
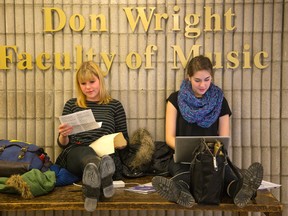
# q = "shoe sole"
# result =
<box><xmin>100</xmin><ymin>155</ymin><xmax>116</xmax><ymax>198</ymax></box>
<box><xmin>152</xmin><ymin>176</ymin><xmax>194</xmax><ymax>208</ymax></box>
<box><xmin>82</xmin><ymin>163</ymin><xmax>101</xmax><ymax>212</ymax></box>
<box><xmin>234</xmin><ymin>162</ymin><xmax>263</xmax><ymax>208</ymax></box>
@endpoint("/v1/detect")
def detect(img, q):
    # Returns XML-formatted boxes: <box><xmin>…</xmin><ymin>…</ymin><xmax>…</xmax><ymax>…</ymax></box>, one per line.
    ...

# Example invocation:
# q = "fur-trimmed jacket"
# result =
<box><xmin>120</xmin><ymin>128</ymin><xmax>173</xmax><ymax>178</ymax></box>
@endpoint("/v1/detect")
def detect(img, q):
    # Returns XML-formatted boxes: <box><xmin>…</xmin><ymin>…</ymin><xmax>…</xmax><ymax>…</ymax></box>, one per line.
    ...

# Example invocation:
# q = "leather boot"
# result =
<box><xmin>82</xmin><ymin>155</ymin><xmax>115</xmax><ymax>212</ymax></box>
<box><xmin>81</xmin><ymin>155</ymin><xmax>101</xmax><ymax>212</ymax></box>
<box><xmin>227</xmin><ymin>162</ymin><xmax>263</xmax><ymax>208</ymax></box>
<box><xmin>82</xmin><ymin>162</ymin><xmax>101</xmax><ymax>212</ymax></box>
<box><xmin>152</xmin><ymin>175</ymin><xmax>195</xmax><ymax>208</ymax></box>
<box><xmin>99</xmin><ymin>155</ymin><xmax>115</xmax><ymax>198</ymax></box>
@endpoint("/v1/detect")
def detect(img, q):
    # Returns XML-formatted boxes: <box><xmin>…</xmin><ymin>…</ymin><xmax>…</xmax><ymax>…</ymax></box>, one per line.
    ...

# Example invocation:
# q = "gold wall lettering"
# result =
<box><xmin>43</xmin><ymin>7</ymin><xmax>108</xmax><ymax>32</ymax></box>
<box><xmin>123</xmin><ymin>6</ymin><xmax>235</xmax><ymax>38</ymax></box>
<box><xmin>0</xmin><ymin>6</ymin><xmax>269</xmax><ymax>72</ymax></box>
<box><xmin>0</xmin><ymin>44</ymin><xmax>268</xmax><ymax>72</ymax></box>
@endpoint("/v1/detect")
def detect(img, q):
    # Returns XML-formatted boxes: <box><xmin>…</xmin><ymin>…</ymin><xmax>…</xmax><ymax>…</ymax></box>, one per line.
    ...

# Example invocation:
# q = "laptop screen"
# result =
<box><xmin>173</xmin><ymin>136</ymin><xmax>230</xmax><ymax>163</ymax></box>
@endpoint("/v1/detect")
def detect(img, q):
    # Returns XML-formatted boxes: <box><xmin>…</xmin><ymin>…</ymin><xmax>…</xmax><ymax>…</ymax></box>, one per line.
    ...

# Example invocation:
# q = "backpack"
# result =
<box><xmin>0</xmin><ymin>139</ymin><xmax>52</xmax><ymax>177</ymax></box>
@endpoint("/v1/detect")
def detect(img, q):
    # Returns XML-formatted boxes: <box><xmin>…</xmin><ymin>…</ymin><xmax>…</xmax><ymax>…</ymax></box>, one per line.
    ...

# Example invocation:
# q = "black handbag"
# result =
<box><xmin>0</xmin><ymin>139</ymin><xmax>52</xmax><ymax>177</ymax></box>
<box><xmin>190</xmin><ymin>139</ymin><xmax>227</xmax><ymax>205</ymax></box>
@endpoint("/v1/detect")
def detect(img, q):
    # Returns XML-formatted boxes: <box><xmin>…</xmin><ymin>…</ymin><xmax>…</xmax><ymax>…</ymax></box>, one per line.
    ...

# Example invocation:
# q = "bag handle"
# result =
<box><xmin>201</xmin><ymin>139</ymin><xmax>218</xmax><ymax>171</ymax></box>
<box><xmin>0</xmin><ymin>144</ymin><xmax>41</xmax><ymax>159</ymax></box>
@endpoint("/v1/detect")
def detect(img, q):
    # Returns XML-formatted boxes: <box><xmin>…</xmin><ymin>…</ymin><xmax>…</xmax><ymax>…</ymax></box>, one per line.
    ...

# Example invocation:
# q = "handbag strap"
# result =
<box><xmin>201</xmin><ymin>139</ymin><xmax>218</xmax><ymax>171</ymax></box>
<box><xmin>201</xmin><ymin>139</ymin><xmax>225</xmax><ymax>172</ymax></box>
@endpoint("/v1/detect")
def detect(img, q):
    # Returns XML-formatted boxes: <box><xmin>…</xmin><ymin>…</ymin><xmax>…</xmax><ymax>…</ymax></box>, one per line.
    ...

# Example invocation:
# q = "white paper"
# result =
<box><xmin>89</xmin><ymin>132</ymin><xmax>127</xmax><ymax>157</ymax></box>
<box><xmin>258</xmin><ymin>180</ymin><xmax>281</xmax><ymax>190</ymax></box>
<box><xmin>59</xmin><ymin>109</ymin><xmax>102</xmax><ymax>135</ymax></box>
<box><xmin>89</xmin><ymin>135</ymin><xmax>115</xmax><ymax>156</ymax></box>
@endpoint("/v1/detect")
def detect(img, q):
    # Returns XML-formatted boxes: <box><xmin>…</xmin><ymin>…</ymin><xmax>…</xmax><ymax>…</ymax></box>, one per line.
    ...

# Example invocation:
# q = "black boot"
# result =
<box><xmin>227</xmin><ymin>162</ymin><xmax>263</xmax><ymax>208</ymax></box>
<box><xmin>82</xmin><ymin>162</ymin><xmax>101</xmax><ymax>212</ymax></box>
<box><xmin>82</xmin><ymin>155</ymin><xmax>115</xmax><ymax>212</ymax></box>
<box><xmin>99</xmin><ymin>155</ymin><xmax>115</xmax><ymax>198</ymax></box>
<box><xmin>152</xmin><ymin>176</ymin><xmax>195</xmax><ymax>208</ymax></box>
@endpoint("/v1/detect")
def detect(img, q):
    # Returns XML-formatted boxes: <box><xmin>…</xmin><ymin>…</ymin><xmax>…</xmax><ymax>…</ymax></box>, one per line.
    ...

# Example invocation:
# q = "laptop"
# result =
<box><xmin>173</xmin><ymin>136</ymin><xmax>230</xmax><ymax>163</ymax></box>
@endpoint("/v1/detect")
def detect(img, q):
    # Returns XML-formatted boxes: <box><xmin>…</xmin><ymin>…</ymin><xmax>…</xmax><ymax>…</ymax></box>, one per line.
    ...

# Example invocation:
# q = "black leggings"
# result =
<box><xmin>66</xmin><ymin>146</ymin><xmax>98</xmax><ymax>177</ymax></box>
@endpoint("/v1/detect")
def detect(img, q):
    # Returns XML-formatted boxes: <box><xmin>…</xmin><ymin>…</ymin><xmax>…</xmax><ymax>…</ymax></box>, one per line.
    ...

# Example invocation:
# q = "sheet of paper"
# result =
<box><xmin>258</xmin><ymin>180</ymin><xmax>281</xmax><ymax>190</ymax></box>
<box><xmin>89</xmin><ymin>132</ymin><xmax>127</xmax><ymax>157</ymax></box>
<box><xmin>59</xmin><ymin>109</ymin><xmax>102</xmax><ymax>135</ymax></box>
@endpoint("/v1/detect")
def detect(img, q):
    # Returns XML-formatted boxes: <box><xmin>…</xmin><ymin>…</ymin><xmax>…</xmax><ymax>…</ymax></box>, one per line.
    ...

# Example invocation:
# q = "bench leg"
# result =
<box><xmin>237</xmin><ymin>213</ymin><xmax>282</xmax><ymax>216</ymax></box>
<box><xmin>263</xmin><ymin>212</ymin><xmax>282</xmax><ymax>216</ymax></box>
<box><xmin>238</xmin><ymin>212</ymin><xmax>248</xmax><ymax>216</ymax></box>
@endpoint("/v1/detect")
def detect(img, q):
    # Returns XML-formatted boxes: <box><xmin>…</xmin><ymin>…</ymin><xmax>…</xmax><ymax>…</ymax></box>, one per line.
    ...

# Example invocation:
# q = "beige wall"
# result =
<box><xmin>0</xmin><ymin>0</ymin><xmax>287</xmax><ymax>215</ymax></box>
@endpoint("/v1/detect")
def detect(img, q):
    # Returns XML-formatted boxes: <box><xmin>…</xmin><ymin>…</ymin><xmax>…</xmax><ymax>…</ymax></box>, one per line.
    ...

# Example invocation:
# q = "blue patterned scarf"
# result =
<box><xmin>177</xmin><ymin>79</ymin><xmax>224</xmax><ymax>128</ymax></box>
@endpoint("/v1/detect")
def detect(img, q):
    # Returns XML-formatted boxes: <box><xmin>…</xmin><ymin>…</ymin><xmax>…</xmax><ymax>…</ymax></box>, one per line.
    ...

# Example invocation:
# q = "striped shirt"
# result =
<box><xmin>60</xmin><ymin>98</ymin><xmax>129</xmax><ymax>147</ymax></box>
<box><xmin>56</xmin><ymin>98</ymin><xmax>129</xmax><ymax>169</ymax></box>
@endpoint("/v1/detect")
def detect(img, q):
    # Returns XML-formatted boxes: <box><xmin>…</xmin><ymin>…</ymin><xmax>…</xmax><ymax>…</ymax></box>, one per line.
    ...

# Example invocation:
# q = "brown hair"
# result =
<box><xmin>186</xmin><ymin>55</ymin><xmax>214</xmax><ymax>78</ymax></box>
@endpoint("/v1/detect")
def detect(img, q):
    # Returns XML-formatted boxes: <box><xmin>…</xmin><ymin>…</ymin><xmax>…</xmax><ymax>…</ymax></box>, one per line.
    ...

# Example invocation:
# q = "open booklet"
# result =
<box><xmin>125</xmin><ymin>182</ymin><xmax>156</xmax><ymax>194</ymax></box>
<box><xmin>59</xmin><ymin>109</ymin><xmax>102</xmax><ymax>135</ymax></box>
<box><xmin>89</xmin><ymin>132</ymin><xmax>127</xmax><ymax>157</ymax></box>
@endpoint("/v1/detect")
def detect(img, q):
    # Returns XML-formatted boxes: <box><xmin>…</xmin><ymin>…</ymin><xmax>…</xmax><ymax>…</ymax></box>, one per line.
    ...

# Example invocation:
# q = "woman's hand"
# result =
<box><xmin>59</xmin><ymin>123</ymin><xmax>73</xmax><ymax>137</ymax></box>
<box><xmin>114</xmin><ymin>139</ymin><xmax>127</xmax><ymax>149</ymax></box>
<box><xmin>115</xmin><ymin>145</ymin><xmax>126</xmax><ymax>150</ymax></box>
<box><xmin>58</xmin><ymin>123</ymin><xmax>73</xmax><ymax>146</ymax></box>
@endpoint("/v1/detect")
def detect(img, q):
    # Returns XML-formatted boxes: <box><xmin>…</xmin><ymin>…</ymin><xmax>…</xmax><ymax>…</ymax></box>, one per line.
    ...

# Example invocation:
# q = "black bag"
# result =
<box><xmin>190</xmin><ymin>139</ymin><xmax>227</xmax><ymax>205</ymax></box>
<box><xmin>0</xmin><ymin>139</ymin><xmax>52</xmax><ymax>177</ymax></box>
<box><xmin>121</xmin><ymin>141</ymin><xmax>173</xmax><ymax>178</ymax></box>
<box><xmin>145</xmin><ymin>141</ymin><xmax>173</xmax><ymax>176</ymax></box>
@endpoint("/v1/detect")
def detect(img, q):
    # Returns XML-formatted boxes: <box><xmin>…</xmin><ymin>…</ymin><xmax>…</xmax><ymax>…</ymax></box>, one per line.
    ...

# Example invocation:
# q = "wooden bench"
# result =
<box><xmin>0</xmin><ymin>176</ymin><xmax>283</xmax><ymax>216</ymax></box>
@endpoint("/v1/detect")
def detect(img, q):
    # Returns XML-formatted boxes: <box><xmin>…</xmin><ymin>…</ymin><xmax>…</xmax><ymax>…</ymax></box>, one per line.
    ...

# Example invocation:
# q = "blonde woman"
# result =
<box><xmin>56</xmin><ymin>61</ymin><xmax>129</xmax><ymax>212</ymax></box>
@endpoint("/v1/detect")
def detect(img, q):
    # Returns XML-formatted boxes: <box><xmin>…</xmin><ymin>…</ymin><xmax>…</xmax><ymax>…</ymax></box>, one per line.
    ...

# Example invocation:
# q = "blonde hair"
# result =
<box><xmin>75</xmin><ymin>61</ymin><xmax>111</xmax><ymax>108</ymax></box>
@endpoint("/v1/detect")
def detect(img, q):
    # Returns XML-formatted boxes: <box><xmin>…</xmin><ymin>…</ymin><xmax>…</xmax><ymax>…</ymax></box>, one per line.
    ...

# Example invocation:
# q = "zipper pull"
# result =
<box><xmin>213</xmin><ymin>156</ymin><xmax>218</xmax><ymax>171</ymax></box>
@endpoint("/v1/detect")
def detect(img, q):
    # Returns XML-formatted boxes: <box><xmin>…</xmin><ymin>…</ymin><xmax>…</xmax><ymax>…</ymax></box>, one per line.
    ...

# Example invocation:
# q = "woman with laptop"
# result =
<box><xmin>152</xmin><ymin>55</ymin><xmax>263</xmax><ymax>208</ymax></box>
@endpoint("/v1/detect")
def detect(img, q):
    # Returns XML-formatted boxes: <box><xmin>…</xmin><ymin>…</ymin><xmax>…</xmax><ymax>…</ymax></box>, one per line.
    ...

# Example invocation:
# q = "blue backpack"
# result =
<box><xmin>0</xmin><ymin>139</ymin><xmax>52</xmax><ymax>177</ymax></box>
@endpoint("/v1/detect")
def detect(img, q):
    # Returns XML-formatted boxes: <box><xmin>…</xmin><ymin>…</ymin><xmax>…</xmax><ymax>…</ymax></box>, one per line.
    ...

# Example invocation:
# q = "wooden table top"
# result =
<box><xmin>0</xmin><ymin>176</ymin><xmax>283</xmax><ymax>214</ymax></box>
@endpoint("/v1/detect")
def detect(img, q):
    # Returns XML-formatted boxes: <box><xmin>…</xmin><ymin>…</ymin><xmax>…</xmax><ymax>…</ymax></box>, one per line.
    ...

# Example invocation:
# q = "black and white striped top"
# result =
<box><xmin>60</xmin><ymin>98</ymin><xmax>129</xmax><ymax>147</ymax></box>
